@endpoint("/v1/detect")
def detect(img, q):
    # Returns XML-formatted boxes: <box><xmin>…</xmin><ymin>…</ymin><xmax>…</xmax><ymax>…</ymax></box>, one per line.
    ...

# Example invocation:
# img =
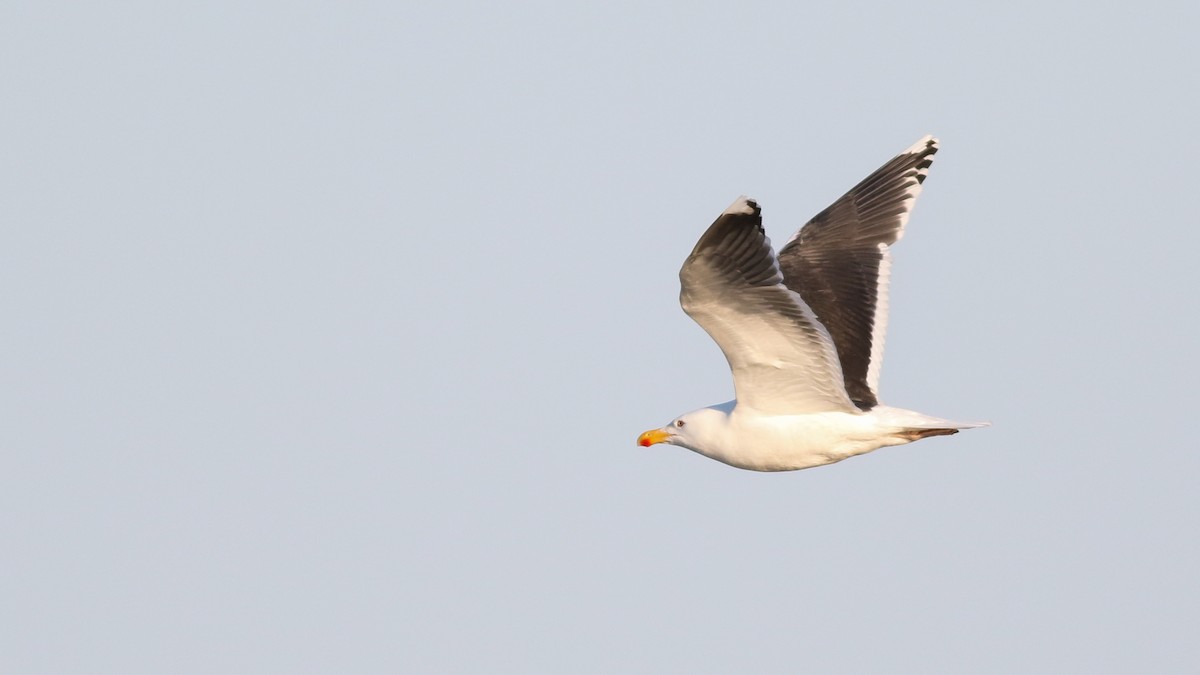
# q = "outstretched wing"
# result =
<box><xmin>679</xmin><ymin>197</ymin><xmax>857</xmax><ymax>415</ymax></box>
<box><xmin>777</xmin><ymin>136</ymin><xmax>939</xmax><ymax>410</ymax></box>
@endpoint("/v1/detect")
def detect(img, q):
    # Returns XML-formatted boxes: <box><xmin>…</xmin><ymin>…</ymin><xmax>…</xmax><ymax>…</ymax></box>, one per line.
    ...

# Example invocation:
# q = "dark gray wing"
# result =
<box><xmin>776</xmin><ymin>136</ymin><xmax>939</xmax><ymax>410</ymax></box>
<box><xmin>679</xmin><ymin>197</ymin><xmax>857</xmax><ymax>415</ymax></box>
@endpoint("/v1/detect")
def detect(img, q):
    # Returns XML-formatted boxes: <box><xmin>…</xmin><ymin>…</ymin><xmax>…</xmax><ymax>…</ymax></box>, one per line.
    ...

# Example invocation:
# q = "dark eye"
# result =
<box><xmin>675</xmin><ymin>419</ymin><xmax>685</xmax><ymax>428</ymax></box>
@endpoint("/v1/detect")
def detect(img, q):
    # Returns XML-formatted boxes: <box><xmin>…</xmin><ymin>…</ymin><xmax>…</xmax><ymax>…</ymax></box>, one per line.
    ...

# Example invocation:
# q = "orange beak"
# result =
<box><xmin>637</xmin><ymin>428</ymin><xmax>671</xmax><ymax>447</ymax></box>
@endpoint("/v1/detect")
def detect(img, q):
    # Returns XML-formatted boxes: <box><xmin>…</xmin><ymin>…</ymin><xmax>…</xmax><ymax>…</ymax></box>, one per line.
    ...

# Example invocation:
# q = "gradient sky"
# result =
<box><xmin>3</xmin><ymin>1</ymin><xmax>1198</xmax><ymax>673</ymax></box>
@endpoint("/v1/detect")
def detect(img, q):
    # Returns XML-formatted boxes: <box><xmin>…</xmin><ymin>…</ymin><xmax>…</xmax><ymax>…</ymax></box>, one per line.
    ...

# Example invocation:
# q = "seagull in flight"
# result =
<box><xmin>637</xmin><ymin>136</ymin><xmax>987</xmax><ymax>471</ymax></box>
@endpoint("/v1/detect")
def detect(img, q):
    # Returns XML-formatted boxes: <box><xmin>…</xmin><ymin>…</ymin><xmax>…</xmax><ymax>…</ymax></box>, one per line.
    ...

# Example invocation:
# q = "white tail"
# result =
<box><xmin>873</xmin><ymin>405</ymin><xmax>991</xmax><ymax>431</ymax></box>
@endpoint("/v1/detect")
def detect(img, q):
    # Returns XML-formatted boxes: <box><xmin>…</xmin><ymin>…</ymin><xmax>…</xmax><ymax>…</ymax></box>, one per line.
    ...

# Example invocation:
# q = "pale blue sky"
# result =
<box><xmin>3</xmin><ymin>1</ymin><xmax>1198</xmax><ymax>673</ymax></box>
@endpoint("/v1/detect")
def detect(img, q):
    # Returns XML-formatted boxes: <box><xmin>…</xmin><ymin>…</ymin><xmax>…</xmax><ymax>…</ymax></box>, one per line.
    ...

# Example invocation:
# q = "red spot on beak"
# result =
<box><xmin>637</xmin><ymin>429</ymin><xmax>669</xmax><ymax>447</ymax></box>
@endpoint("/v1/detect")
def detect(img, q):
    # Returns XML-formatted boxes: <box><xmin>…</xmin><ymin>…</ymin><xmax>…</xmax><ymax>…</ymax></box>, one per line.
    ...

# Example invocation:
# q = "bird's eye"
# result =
<box><xmin>675</xmin><ymin>419</ymin><xmax>685</xmax><ymax>428</ymax></box>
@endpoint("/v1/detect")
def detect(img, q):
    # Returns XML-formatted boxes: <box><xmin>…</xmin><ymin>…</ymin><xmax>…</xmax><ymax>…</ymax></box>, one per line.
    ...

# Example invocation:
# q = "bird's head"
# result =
<box><xmin>637</xmin><ymin>406</ymin><xmax>731</xmax><ymax>453</ymax></box>
<box><xmin>637</xmin><ymin>416</ymin><xmax>689</xmax><ymax>448</ymax></box>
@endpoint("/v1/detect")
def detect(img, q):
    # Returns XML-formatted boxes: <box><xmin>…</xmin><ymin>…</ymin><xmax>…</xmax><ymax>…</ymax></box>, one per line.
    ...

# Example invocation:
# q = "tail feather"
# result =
<box><xmin>873</xmin><ymin>405</ymin><xmax>991</xmax><ymax>432</ymax></box>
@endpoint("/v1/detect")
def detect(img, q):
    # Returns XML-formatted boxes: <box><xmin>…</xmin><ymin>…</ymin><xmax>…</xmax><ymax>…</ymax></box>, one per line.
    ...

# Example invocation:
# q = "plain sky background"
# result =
<box><xmin>3</xmin><ymin>1</ymin><xmax>1198</xmax><ymax>673</ymax></box>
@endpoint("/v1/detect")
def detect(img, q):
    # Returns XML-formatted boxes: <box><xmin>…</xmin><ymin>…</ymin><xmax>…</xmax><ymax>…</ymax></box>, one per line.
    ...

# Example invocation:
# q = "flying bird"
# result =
<box><xmin>637</xmin><ymin>136</ymin><xmax>986</xmax><ymax>471</ymax></box>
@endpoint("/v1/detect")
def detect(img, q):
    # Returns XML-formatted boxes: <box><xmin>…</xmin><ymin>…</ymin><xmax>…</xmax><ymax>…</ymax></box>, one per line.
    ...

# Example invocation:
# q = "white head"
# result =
<box><xmin>636</xmin><ymin>406</ymin><xmax>733</xmax><ymax>457</ymax></box>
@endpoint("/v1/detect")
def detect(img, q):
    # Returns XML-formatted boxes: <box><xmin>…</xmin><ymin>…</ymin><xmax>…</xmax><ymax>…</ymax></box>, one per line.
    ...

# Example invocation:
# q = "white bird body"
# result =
<box><xmin>638</xmin><ymin>136</ymin><xmax>987</xmax><ymax>471</ymax></box>
<box><xmin>673</xmin><ymin>403</ymin><xmax>984</xmax><ymax>472</ymax></box>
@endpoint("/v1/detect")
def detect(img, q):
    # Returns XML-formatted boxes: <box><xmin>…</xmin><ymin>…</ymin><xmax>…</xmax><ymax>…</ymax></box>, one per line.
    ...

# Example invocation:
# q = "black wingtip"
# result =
<box><xmin>906</xmin><ymin>136</ymin><xmax>939</xmax><ymax>184</ymax></box>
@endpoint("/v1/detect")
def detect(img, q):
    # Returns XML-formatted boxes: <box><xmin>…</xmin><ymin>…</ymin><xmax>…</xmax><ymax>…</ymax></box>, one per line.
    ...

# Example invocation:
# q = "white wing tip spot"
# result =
<box><xmin>723</xmin><ymin>196</ymin><xmax>759</xmax><ymax>216</ymax></box>
<box><xmin>904</xmin><ymin>135</ymin><xmax>939</xmax><ymax>155</ymax></box>
<box><xmin>903</xmin><ymin>135</ymin><xmax>939</xmax><ymax>195</ymax></box>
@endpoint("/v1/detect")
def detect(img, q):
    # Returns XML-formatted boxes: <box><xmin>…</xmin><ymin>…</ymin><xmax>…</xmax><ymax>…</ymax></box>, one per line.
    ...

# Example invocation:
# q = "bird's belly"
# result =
<box><xmin>720</xmin><ymin>411</ymin><xmax>897</xmax><ymax>472</ymax></box>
